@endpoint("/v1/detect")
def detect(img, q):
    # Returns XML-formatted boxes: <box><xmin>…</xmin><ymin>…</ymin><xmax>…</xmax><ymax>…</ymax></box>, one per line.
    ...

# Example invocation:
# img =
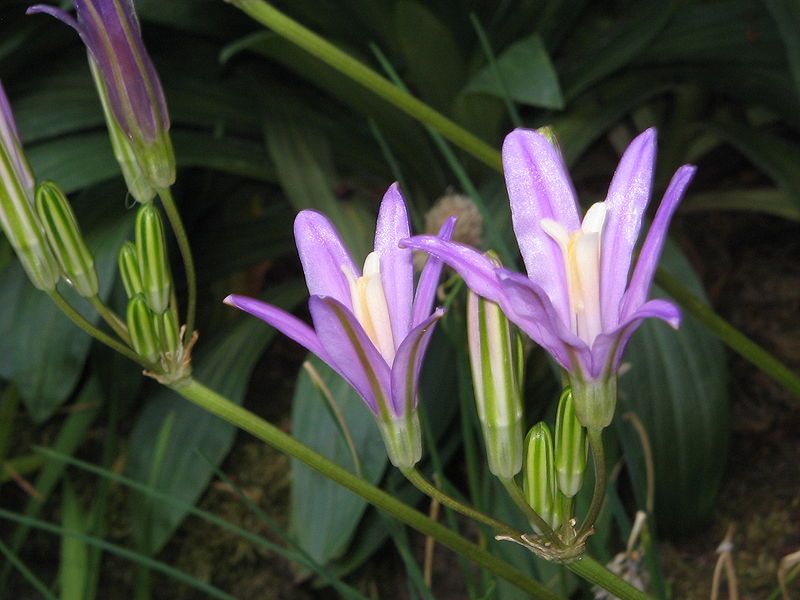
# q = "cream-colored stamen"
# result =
<box><xmin>541</xmin><ymin>203</ymin><xmax>607</xmax><ymax>345</ymax></box>
<box><xmin>343</xmin><ymin>252</ymin><xmax>396</xmax><ymax>363</ymax></box>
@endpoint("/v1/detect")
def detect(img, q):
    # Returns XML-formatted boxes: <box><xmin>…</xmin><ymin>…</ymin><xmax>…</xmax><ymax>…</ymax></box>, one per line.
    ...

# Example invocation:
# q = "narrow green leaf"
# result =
<box><xmin>619</xmin><ymin>243</ymin><xmax>729</xmax><ymax>534</ymax></box>
<box><xmin>393</xmin><ymin>1</ymin><xmax>466</xmax><ymax>111</ymax></box>
<box><xmin>464</xmin><ymin>34</ymin><xmax>563</xmax><ymax>109</ymax></box>
<box><xmin>764</xmin><ymin>0</ymin><xmax>800</xmax><ymax>99</ymax></box>
<box><xmin>290</xmin><ymin>356</ymin><xmax>387</xmax><ymax>564</ymax></box>
<box><xmin>60</xmin><ymin>481</ymin><xmax>89</xmax><ymax>600</ymax></box>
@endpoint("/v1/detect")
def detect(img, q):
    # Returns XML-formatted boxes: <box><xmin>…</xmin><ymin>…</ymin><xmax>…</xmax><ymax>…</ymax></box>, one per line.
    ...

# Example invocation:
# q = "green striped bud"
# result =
<box><xmin>0</xmin><ymin>147</ymin><xmax>59</xmax><ymax>292</ymax></box>
<box><xmin>159</xmin><ymin>308</ymin><xmax>181</xmax><ymax>357</ymax></box>
<box><xmin>35</xmin><ymin>181</ymin><xmax>98</xmax><ymax>298</ymax></box>
<box><xmin>126</xmin><ymin>294</ymin><xmax>160</xmax><ymax>364</ymax></box>
<box><xmin>118</xmin><ymin>241</ymin><xmax>143</xmax><ymax>298</ymax></box>
<box><xmin>467</xmin><ymin>264</ymin><xmax>523</xmax><ymax>479</ymax></box>
<box><xmin>555</xmin><ymin>388</ymin><xmax>588</xmax><ymax>498</ymax></box>
<box><xmin>523</xmin><ymin>422</ymin><xmax>559</xmax><ymax>531</ymax></box>
<box><xmin>135</xmin><ymin>204</ymin><xmax>171</xmax><ymax>314</ymax></box>
<box><xmin>89</xmin><ymin>58</ymin><xmax>156</xmax><ymax>204</ymax></box>
<box><xmin>377</xmin><ymin>411</ymin><xmax>422</xmax><ymax>470</ymax></box>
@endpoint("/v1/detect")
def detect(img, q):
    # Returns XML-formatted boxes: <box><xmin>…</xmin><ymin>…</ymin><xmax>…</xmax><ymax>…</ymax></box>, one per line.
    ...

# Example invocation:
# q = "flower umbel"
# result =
<box><xmin>28</xmin><ymin>0</ymin><xmax>175</xmax><ymax>189</ymax></box>
<box><xmin>404</xmin><ymin>128</ymin><xmax>695</xmax><ymax>430</ymax></box>
<box><xmin>225</xmin><ymin>184</ymin><xmax>454</xmax><ymax>469</ymax></box>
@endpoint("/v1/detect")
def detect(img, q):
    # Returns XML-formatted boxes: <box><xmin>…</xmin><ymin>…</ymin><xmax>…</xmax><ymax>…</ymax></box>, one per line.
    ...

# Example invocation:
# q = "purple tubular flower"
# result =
<box><xmin>403</xmin><ymin>128</ymin><xmax>695</xmax><ymax>430</ymax></box>
<box><xmin>28</xmin><ymin>0</ymin><xmax>175</xmax><ymax>188</ymax></box>
<box><xmin>225</xmin><ymin>184</ymin><xmax>454</xmax><ymax>468</ymax></box>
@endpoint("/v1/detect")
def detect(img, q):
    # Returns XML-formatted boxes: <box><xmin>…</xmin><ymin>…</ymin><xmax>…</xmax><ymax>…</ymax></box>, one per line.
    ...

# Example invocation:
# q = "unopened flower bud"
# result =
<box><xmin>0</xmin><ymin>83</ymin><xmax>59</xmax><ymax>291</ymax></box>
<box><xmin>135</xmin><ymin>204</ymin><xmax>171</xmax><ymax>314</ymax></box>
<box><xmin>377</xmin><ymin>411</ymin><xmax>422</xmax><ymax>470</ymax></box>
<box><xmin>524</xmin><ymin>422</ymin><xmax>558</xmax><ymax>531</ymax></box>
<box><xmin>118</xmin><ymin>241</ymin><xmax>143</xmax><ymax>298</ymax></box>
<box><xmin>159</xmin><ymin>308</ymin><xmax>181</xmax><ymax>357</ymax></box>
<box><xmin>89</xmin><ymin>58</ymin><xmax>155</xmax><ymax>204</ymax></box>
<box><xmin>126</xmin><ymin>294</ymin><xmax>160</xmax><ymax>364</ymax></box>
<box><xmin>467</xmin><ymin>253</ymin><xmax>523</xmax><ymax>479</ymax></box>
<box><xmin>35</xmin><ymin>181</ymin><xmax>98</xmax><ymax>297</ymax></box>
<box><xmin>555</xmin><ymin>388</ymin><xmax>588</xmax><ymax>498</ymax></box>
<box><xmin>28</xmin><ymin>0</ymin><xmax>175</xmax><ymax>190</ymax></box>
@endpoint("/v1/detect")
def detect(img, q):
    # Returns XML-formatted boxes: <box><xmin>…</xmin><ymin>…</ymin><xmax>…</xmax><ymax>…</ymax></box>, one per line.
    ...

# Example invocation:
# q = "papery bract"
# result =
<box><xmin>225</xmin><ymin>184</ymin><xmax>453</xmax><ymax>469</ymax></box>
<box><xmin>28</xmin><ymin>0</ymin><xmax>175</xmax><ymax>189</ymax></box>
<box><xmin>404</xmin><ymin>128</ymin><xmax>695</xmax><ymax>430</ymax></box>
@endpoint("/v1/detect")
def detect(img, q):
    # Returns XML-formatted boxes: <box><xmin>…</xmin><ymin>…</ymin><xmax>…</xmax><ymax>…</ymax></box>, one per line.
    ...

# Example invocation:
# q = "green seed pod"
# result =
<box><xmin>35</xmin><ymin>181</ymin><xmax>98</xmax><ymax>297</ymax></box>
<box><xmin>467</xmin><ymin>256</ymin><xmax>523</xmax><ymax>479</ymax></box>
<box><xmin>0</xmin><ymin>149</ymin><xmax>59</xmax><ymax>291</ymax></box>
<box><xmin>377</xmin><ymin>411</ymin><xmax>422</xmax><ymax>470</ymax></box>
<box><xmin>159</xmin><ymin>308</ymin><xmax>181</xmax><ymax>357</ymax></box>
<box><xmin>523</xmin><ymin>422</ymin><xmax>557</xmax><ymax>531</ymax></box>
<box><xmin>135</xmin><ymin>204</ymin><xmax>171</xmax><ymax>314</ymax></box>
<box><xmin>118</xmin><ymin>241</ymin><xmax>143</xmax><ymax>299</ymax></box>
<box><xmin>555</xmin><ymin>388</ymin><xmax>588</xmax><ymax>498</ymax></box>
<box><xmin>89</xmin><ymin>58</ymin><xmax>156</xmax><ymax>204</ymax></box>
<box><xmin>126</xmin><ymin>294</ymin><xmax>160</xmax><ymax>364</ymax></box>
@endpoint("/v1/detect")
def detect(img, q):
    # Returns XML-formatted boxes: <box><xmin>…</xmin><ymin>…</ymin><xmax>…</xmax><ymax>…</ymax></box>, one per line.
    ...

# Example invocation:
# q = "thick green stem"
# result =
<box><xmin>578</xmin><ymin>429</ymin><xmax>606</xmax><ymax>538</ymax></box>
<box><xmin>499</xmin><ymin>477</ymin><xmax>557</xmax><ymax>542</ymax></box>
<box><xmin>228</xmin><ymin>0</ymin><xmax>501</xmax><ymax>171</ymax></box>
<box><xmin>171</xmin><ymin>377</ymin><xmax>560</xmax><ymax>600</ymax></box>
<box><xmin>230</xmin><ymin>0</ymin><xmax>800</xmax><ymax>400</ymax></box>
<box><xmin>48</xmin><ymin>291</ymin><xmax>147</xmax><ymax>368</ymax></box>
<box><xmin>89</xmin><ymin>295</ymin><xmax>130</xmax><ymax>344</ymax></box>
<box><xmin>569</xmin><ymin>556</ymin><xmax>652</xmax><ymax>600</ymax></box>
<box><xmin>402</xmin><ymin>468</ymin><xmax>520</xmax><ymax>537</ymax></box>
<box><xmin>157</xmin><ymin>188</ymin><xmax>197</xmax><ymax>337</ymax></box>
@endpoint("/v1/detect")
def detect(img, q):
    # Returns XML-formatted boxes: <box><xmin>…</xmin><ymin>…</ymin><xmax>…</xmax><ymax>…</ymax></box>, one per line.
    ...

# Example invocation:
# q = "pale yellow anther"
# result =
<box><xmin>343</xmin><ymin>252</ymin><xmax>396</xmax><ymax>363</ymax></box>
<box><xmin>541</xmin><ymin>202</ymin><xmax>607</xmax><ymax>345</ymax></box>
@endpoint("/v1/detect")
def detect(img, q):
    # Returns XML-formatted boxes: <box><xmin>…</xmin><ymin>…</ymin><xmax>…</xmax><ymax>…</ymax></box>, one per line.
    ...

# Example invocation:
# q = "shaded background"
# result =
<box><xmin>0</xmin><ymin>0</ymin><xmax>798</xmax><ymax>598</ymax></box>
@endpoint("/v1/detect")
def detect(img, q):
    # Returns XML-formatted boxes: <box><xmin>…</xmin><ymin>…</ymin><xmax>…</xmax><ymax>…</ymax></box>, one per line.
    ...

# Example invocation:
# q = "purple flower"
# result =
<box><xmin>403</xmin><ymin>128</ymin><xmax>695</xmax><ymax>429</ymax></box>
<box><xmin>28</xmin><ymin>0</ymin><xmax>175</xmax><ymax>188</ymax></box>
<box><xmin>225</xmin><ymin>184</ymin><xmax>453</xmax><ymax>468</ymax></box>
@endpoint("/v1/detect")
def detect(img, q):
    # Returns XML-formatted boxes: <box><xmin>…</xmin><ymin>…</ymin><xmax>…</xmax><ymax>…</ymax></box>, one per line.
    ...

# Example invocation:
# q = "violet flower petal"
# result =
<box><xmin>390</xmin><ymin>308</ymin><xmax>444</xmax><ymax>417</ymax></box>
<box><xmin>621</xmin><ymin>165</ymin><xmax>697</xmax><ymax>320</ymax></box>
<box><xmin>495</xmin><ymin>269</ymin><xmax>590</xmax><ymax>373</ymax></box>
<box><xmin>411</xmin><ymin>217</ymin><xmax>455</xmax><ymax>327</ymax></box>
<box><xmin>308</xmin><ymin>296</ymin><xmax>392</xmax><ymax>416</ymax></box>
<box><xmin>223</xmin><ymin>294</ymin><xmax>328</xmax><ymax>360</ymax></box>
<box><xmin>294</xmin><ymin>210</ymin><xmax>358</xmax><ymax>310</ymax></box>
<box><xmin>401</xmin><ymin>235</ymin><xmax>505</xmax><ymax>301</ymax></box>
<box><xmin>599</xmin><ymin>128</ymin><xmax>656</xmax><ymax>330</ymax></box>
<box><xmin>26</xmin><ymin>4</ymin><xmax>79</xmax><ymax>29</ymax></box>
<box><xmin>503</xmin><ymin>128</ymin><xmax>580</xmax><ymax>323</ymax></box>
<box><xmin>591</xmin><ymin>298</ymin><xmax>681</xmax><ymax>378</ymax></box>
<box><xmin>374</xmin><ymin>183</ymin><xmax>413</xmax><ymax>345</ymax></box>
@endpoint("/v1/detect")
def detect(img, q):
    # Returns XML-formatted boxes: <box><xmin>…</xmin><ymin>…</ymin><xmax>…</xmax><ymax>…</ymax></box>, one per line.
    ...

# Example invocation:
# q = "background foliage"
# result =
<box><xmin>1</xmin><ymin>0</ymin><xmax>798</xmax><ymax>597</ymax></box>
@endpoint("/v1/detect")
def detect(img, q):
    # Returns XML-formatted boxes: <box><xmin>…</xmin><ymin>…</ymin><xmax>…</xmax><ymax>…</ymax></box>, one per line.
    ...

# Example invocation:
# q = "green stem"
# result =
<box><xmin>569</xmin><ymin>556</ymin><xmax>652</xmax><ymax>600</ymax></box>
<box><xmin>48</xmin><ymin>291</ymin><xmax>147</xmax><ymax>368</ymax></box>
<box><xmin>229</xmin><ymin>0</ymin><xmax>501</xmax><ymax>171</ymax></box>
<box><xmin>656</xmin><ymin>269</ymin><xmax>800</xmax><ymax>402</ymax></box>
<box><xmin>171</xmin><ymin>377</ymin><xmax>560</xmax><ymax>600</ymax></box>
<box><xmin>578</xmin><ymin>428</ymin><xmax>606</xmax><ymax>538</ymax></box>
<box><xmin>231</xmin><ymin>0</ymin><xmax>800</xmax><ymax>400</ymax></box>
<box><xmin>89</xmin><ymin>295</ymin><xmax>130</xmax><ymax>344</ymax></box>
<box><xmin>157</xmin><ymin>188</ymin><xmax>197</xmax><ymax>337</ymax></box>
<box><xmin>499</xmin><ymin>477</ymin><xmax>557</xmax><ymax>542</ymax></box>
<box><xmin>402</xmin><ymin>468</ymin><xmax>521</xmax><ymax>538</ymax></box>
